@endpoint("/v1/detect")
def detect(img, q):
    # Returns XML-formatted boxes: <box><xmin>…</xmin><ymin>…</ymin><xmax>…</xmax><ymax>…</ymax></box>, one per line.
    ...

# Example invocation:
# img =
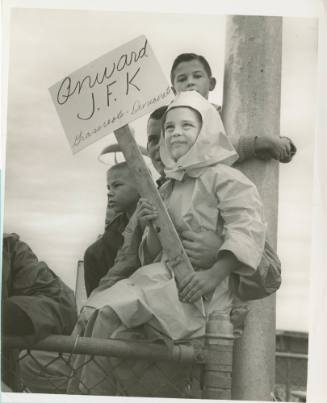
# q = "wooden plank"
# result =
<box><xmin>114</xmin><ymin>125</ymin><xmax>204</xmax><ymax>314</ymax></box>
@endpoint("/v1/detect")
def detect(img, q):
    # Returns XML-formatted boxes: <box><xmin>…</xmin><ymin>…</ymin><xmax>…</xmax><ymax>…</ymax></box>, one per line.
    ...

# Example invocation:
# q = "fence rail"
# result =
<box><xmin>275</xmin><ymin>351</ymin><xmax>308</xmax><ymax>361</ymax></box>
<box><xmin>2</xmin><ymin>334</ymin><xmax>210</xmax><ymax>397</ymax></box>
<box><xmin>5</xmin><ymin>335</ymin><xmax>203</xmax><ymax>364</ymax></box>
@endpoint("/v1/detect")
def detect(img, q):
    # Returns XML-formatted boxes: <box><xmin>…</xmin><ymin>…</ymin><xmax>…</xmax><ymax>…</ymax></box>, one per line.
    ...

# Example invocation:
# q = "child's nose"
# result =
<box><xmin>186</xmin><ymin>77</ymin><xmax>195</xmax><ymax>87</ymax></box>
<box><xmin>172</xmin><ymin>126</ymin><xmax>182</xmax><ymax>136</ymax></box>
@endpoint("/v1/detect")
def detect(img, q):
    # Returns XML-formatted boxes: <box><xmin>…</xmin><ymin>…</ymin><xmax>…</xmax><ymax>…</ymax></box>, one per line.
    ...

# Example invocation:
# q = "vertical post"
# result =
<box><xmin>75</xmin><ymin>260</ymin><xmax>87</xmax><ymax>313</ymax></box>
<box><xmin>222</xmin><ymin>16</ymin><xmax>282</xmax><ymax>400</ymax></box>
<box><xmin>202</xmin><ymin>313</ymin><xmax>234</xmax><ymax>399</ymax></box>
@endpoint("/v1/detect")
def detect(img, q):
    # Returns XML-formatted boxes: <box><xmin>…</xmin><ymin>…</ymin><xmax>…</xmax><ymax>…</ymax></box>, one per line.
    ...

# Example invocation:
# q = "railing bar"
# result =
<box><xmin>4</xmin><ymin>336</ymin><xmax>200</xmax><ymax>364</ymax></box>
<box><xmin>275</xmin><ymin>352</ymin><xmax>308</xmax><ymax>360</ymax></box>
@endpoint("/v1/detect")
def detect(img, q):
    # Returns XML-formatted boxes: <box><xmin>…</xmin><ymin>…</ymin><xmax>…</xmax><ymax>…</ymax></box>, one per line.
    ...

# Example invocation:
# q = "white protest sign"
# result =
<box><xmin>49</xmin><ymin>35</ymin><xmax>173</xmax><ymax>153</ymax></box>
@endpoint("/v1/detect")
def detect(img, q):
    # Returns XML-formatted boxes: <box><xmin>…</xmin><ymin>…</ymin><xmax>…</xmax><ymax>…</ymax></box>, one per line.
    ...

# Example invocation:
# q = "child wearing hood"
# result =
<box><xmin>73</xmin><ymin>90</ymin><xmax>266</xmax><ymax>395</ymax></box>
<box><xmin>86</xmin><ymin>90</ymin><xmax>266</xmax><ymax>341</ymax></box>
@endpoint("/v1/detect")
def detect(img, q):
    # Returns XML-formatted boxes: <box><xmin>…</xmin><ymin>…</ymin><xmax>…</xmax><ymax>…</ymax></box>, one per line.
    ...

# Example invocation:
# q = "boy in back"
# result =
<box><xmin>170</xmin><ymin>53</ymin><xmax>296</xmax><ymax>163</ymax></box>
<box><xmin>83</xmin><ymin>162</ymin><xmax>140</xmax><ymax>296</ymax></box>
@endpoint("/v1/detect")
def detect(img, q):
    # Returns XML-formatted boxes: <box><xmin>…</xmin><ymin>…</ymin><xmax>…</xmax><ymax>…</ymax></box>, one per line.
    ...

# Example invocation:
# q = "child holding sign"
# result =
<box><xmin>75</xmin><ymin>90</ymin><xmax>266</xmax><ymax>395</ymax></box>
<box><xmin>85</xmin><ymin>90</ymin><xmax>265</xmax><ymax>340</ymax></box>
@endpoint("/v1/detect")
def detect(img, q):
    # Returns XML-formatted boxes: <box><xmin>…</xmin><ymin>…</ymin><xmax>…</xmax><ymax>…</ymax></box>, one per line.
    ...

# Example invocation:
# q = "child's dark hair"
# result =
<box><xmin>149</xmin><ymin>105</ymin><xmax>168</xmax><ymax>121</ymax></box>
<box><xmin>170</xmin><ymin>53</ymin><xmax>212</xmax><ymax>84</ymax></box>
<box><xmin>107</xmin><ymin>161</ymin><xmax>129</xmax><ymax>174</ymax></box>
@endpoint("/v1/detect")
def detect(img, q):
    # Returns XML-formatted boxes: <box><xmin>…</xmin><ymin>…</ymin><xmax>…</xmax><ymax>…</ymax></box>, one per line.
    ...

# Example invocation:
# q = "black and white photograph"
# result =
<box><xmin>1</xmin><ymin>1</ymin><xmax>326</xmax><ymax>402</ymax></box>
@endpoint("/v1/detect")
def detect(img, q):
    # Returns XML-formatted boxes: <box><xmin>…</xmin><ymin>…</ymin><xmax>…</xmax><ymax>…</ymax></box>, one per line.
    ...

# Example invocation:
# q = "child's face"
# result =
<box><xmin>164</xmin><ymin>107</ymin><xmax>202</xmax><ymax>161</ymax></box>
<box><xmin>172</xmin><ymin>60</ymin><xmax>216</xmax><ymax>99</ymax></box>
<box><xmin>107</xmin><ymin>167</ymin><xmax>139</xmax><ymax>215</ymax></box>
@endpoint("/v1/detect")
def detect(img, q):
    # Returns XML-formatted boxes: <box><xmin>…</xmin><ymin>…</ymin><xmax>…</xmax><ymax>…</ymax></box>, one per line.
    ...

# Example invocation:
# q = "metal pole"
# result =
<box><xmin>202</xmin><ymin>312</ymin><xmax>234</xmax><ymax>399</ymax></box>
<box><xmin>222</xmin><ymin>16</ymin><xmax>282</xmax><ymax>400</ymax></box>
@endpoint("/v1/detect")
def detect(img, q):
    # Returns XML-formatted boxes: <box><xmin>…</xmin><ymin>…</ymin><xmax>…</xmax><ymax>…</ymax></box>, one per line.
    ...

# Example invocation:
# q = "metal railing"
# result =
<box><xmin>275</xmin><ymin>350</ymin><xmax>308</xmax><ymax>402</ymax></box>
<box><xmin>3</xmin><ymin>333</ymin><xmax>307</xmax><ymax>400</ymax></box>
<box><xmin>3</xmin><ymin>334</ymin><xmax>230</xmax><ymax>398</ymax></box>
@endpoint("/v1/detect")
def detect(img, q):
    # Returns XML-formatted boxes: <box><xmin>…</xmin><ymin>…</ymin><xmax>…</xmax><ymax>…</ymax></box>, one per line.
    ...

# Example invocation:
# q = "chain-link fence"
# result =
<box><xmin>3</xmin><ymin>333</ymin><xmax>306</xmax><ymax>400</ymax></box>
<box><xmin>2</xmin><ymin>334</ymin><xmax>217</xmax><ymax>398</ymax></box>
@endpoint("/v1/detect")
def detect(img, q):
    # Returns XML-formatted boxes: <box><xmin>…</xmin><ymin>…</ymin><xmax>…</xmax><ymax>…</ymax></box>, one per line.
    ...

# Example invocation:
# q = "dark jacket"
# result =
<box><xmin>83</xmin><ymin>213</ymin><xmax>130</xmax><ymax>296</ymax></box>
<box><xmin>2</xmin><ymin>233</ymin><xmax>77</xmax><ymax>341</ymax></box>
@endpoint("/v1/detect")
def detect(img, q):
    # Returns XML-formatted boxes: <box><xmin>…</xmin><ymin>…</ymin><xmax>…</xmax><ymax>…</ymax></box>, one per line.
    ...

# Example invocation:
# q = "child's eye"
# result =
<box><xmin>194</xmin><ymin>73</ymin><xmax>203</xmax><ymax>79</ymax></box>
<box><xmin>176</xmin><ymin>76</ymin><xmax>186</xmax><ymax>82</ymax></box>
<box><xmin>165</xmin><ymin>124</ymin><xmax>174</xmax><ymax>131</ymax></box>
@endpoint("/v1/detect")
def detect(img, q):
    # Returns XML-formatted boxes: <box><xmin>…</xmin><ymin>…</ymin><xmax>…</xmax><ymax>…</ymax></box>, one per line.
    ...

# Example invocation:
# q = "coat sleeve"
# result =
<box><xmin>84</xmin><ymin>243</ymin><xmax>103</xmax><ymax>298</ymax></box>
<box><xmin>230</xmin><ymin>136</ymin><xmax>257</xmax><ymax>163</ymax></box>
<box><xmin>214</xmin><ymin>165</ymin><xmax>266</xmax><ymax>273</ymax></box>
<box><xmin>84</xmin><ymin>218</ymin><xmax>125</xmax><ymax>296</ymax></box>
<box><xmin>7</xmin><ymin>236</ymin><xmax>77</xmax><ymax>340</ymax></box>
<box><xmin>94</xmin><ymin>212</ymin><xmax>143</xmax><ymax>292</ymax></box>
<box><xmin>214</xmin><ymin>104</ymin><xmax>256</xmax><ymax>163</ymax></box>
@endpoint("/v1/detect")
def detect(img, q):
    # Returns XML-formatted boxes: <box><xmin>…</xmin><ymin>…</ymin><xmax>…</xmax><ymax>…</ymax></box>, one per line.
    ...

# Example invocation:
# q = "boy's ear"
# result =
<box><xmin>171</xmin><ymin>86</ymin><xmax>177</xmax><ymax>95</ymax></box>
<box><xmin>209</xmin><ymin>77</ymin><xmax>216</xmax><ymax>91</ymax></box>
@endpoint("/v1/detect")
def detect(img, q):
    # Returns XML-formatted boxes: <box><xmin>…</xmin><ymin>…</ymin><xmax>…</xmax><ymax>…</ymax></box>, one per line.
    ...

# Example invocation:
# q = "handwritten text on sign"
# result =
<box><xmin>49</xmin><ymin>36</ymin><xmax>173</xmax><ymax>153</ymax></box>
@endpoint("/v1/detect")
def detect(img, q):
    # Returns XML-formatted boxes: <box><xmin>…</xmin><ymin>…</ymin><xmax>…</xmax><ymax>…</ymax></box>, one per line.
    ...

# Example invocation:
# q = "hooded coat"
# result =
<box><xmin>86</xmin><ymin>91</ymin><xmax>266</xmax><ymax>341</ymax></box>
<box><xmin>159</xmin><ymin>91</ymin><xmax>265</xmax><ymax>270</ymax></box>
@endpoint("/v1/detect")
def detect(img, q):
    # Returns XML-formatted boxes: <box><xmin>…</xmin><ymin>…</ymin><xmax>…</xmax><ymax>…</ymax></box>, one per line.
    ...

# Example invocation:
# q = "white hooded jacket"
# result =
<box><xmin>159</xmin><ymin>91</ymin><xmax>266</xmax><ymax>280</ymax></box>
<box><xmin>86</xmin><ymin>92</ymin><xmax>267</xmax><ymax>341</ymax></box>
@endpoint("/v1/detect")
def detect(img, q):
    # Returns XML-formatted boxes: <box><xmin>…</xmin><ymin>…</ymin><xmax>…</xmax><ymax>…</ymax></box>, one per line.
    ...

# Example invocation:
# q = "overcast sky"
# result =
<box><xmin>3</xmin><ymin>8</ymin><xmax>318</xmax><ymax>331</ymax></box>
